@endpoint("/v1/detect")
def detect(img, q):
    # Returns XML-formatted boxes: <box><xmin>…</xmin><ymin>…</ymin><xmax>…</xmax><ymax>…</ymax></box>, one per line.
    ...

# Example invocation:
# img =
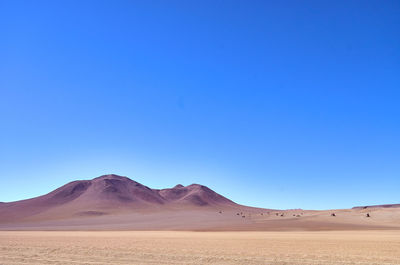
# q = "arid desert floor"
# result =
<box><xmin>1</xmin><ymin>230</ymin><xmax>400</xmax><ymax>265</ymax></box>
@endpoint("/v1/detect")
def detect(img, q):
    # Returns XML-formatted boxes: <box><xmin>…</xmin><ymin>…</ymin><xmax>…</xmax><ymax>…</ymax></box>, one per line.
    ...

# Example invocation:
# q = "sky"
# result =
<box><xmin>0</xmin><ymin>0</ymin><xmax>399</xmax><ymax>209</ymax></box>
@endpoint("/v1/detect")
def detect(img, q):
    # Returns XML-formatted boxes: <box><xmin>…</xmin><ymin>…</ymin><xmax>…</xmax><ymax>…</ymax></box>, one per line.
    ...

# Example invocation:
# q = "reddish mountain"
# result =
<box><xmin>0</xmin><ymin>174</ymin><xmax>239</xmax><ymax>223</ymax></box>
<box><xmin>2</xmin><ymin>175</ymin><xmax>399</xmax><ymax>231</ymax></box>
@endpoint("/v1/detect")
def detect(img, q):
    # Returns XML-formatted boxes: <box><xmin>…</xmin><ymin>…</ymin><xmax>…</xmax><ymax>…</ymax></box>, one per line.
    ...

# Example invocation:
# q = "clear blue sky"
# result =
<box><xmin>1</xmin><ymin>0</ymin><xmax>399</xmax><ymax>209</ymax></box>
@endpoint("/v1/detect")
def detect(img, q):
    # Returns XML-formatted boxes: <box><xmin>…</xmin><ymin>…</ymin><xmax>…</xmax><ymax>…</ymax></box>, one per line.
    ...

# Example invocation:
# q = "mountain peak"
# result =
<box><xmin>93</xmin><ymin>174</ymin><xmax>129</xmax><ymax>180</ymax></box>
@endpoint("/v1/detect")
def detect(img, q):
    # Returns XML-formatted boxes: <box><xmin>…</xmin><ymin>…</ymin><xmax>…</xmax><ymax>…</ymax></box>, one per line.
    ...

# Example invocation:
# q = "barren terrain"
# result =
<box><xmin>1</xmin><ymin>230</ymin><xmax>400</xmax><ymax>265</ymax></box>
<box><xmin>2</xmin><ymin>175</ymin><xmax>400</xmax><ymax>231</ymax></box>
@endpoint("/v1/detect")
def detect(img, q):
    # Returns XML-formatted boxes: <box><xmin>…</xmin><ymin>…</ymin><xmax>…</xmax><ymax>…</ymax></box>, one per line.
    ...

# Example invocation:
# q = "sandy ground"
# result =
<box><xmin>2</xmin><ymin>207</ymin><xmax>400</xmax><ymax>231</ymax></box>
<box><xmin>1</xmin><ymin>231</ymin><xmax>400</xmax><ymax>265</ymax></box>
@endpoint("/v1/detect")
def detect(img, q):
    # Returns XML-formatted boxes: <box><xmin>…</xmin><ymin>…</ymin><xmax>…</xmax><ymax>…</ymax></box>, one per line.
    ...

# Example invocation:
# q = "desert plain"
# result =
<box><xmin>1</xmin><ymin>230</ymin><xmax>400</xmax><ymax>265</ymax></box>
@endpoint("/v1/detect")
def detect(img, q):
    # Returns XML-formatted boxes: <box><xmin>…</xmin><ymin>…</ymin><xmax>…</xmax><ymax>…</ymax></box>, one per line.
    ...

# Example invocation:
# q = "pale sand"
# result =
<box><xmin>1</xmin><ymin>230</ymin><xmax>400</xmax><ymax>264</ymax></box>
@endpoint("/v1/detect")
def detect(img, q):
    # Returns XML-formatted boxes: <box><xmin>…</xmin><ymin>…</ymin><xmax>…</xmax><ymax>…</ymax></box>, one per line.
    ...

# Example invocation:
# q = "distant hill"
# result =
<box><xmin>352</xmin><ymin>204</ymin><xmax>400</xmax><ymax>209</ymax></box>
